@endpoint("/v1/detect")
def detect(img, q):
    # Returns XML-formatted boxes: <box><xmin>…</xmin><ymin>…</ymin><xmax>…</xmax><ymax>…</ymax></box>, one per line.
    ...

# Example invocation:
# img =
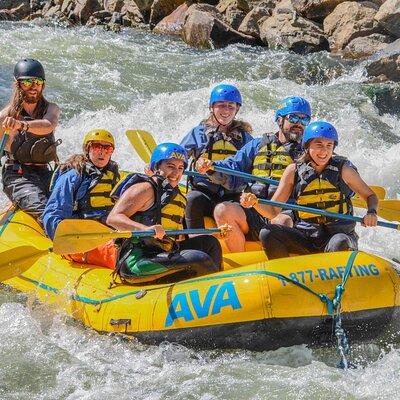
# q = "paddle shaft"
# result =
<box><xmin>0</xmin><ymin>131</ymin><xmax>9</xmax><ymax>159</ymax></box>
<box><xmin>258</xmin><ymin>198</ymin><xmax>399</xmax><ymax>230</ymax></box>
<box><xmin>184</xmin><ymin>167</ymin><xmax>278</xmax><ymax>186</ymax></box>
<box><xmin>124</xmin><ymin>227</ymin><xmax>221</xmax><ymax>238</ymax></box>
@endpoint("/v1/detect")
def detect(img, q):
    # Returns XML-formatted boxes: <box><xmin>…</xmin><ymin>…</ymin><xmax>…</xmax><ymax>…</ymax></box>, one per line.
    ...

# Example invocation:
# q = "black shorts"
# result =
<box><xmin>243</xmin><ymin>207</ymin><xmax>269</xmax><ymax>241</ymax></box>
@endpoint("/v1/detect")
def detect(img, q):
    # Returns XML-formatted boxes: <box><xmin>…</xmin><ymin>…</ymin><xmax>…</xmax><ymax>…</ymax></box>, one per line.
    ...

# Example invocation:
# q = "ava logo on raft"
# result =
<box><xmin>165</xmin><ymin>281</ymin><xmax>242</xmax><ymax>327</ymax></box>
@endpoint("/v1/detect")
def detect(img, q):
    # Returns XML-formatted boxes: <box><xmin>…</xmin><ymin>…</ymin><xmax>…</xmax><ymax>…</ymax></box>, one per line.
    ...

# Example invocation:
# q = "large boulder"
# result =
<box><xmin>182</xmin><ymin>3</ymin><xmax>259</xmax><ymax>49</ymax></box>
<box><xmin>103</xmin><ymin>0</ymin><xmax>124</xmax><ymax>12</ymax></box>
<box><xmin>366</xmin><ymin>38</ymin><xmax>400</xmax><ymax>81</ymax></box>
<box><xmin>259</xmin><ymin>12</ymin><xmax>329</xmax><ymax>53</ymax></box>
<box><xmin>0</xmin><ymin>0</ymin><xmax>30</xmax><ymax>19</ymax></box>
<box><xmin>292</xmin><ymin>0</ymin><xmax>346</xmax><ymax>20</ymax></box>
<box><xmin>216</xmin><ymin>0</ymin><xmax>249</xmax><ymax>30</ymax></box>
<box><xmin>342</xmin><ymin>33</ymin><xmax>392</xmax><ymax>59</ymax></box>
<box><xmin>363</xmin><ymin>83</ymin><xmax>400</xmax><ymax>115</ymax></box>
<box><xmin>323</xmin><ymin>1</ymin><xmax>382</xmax><ymax>53</ymax></box>
<box><xmin>133</xmin><ymin>0</ymin><xmax>154</xmax><ymax>20</ymax></box>
<box><xmin>121</xmin><ymin>0</ymin><xmax>144</xmax><ymax>25</ymax></box>
<box><xmin>60</xmin><ymin>0</ymin><xmax>74</xmax><ymax>13</ymax></box>
<box><xmin>238</xmin><ymin>1</ymin><xmax>273</xmax><ymax>38</ymax></box>
<box><xmin>375</xmin><ymin>0</ymin><xmax>400</xmax><ymax>38</ymax></box>
<box><xmin>71</xmin><ymin>0</ymin><xmax>102</xmax><ymax>23</ymax></box>
<box><xmin>149</xmin><ymin>0</ymin><xmax>185</xmax><ymax>28</ymax></box>
<box><xmin>153</xmin><ymin>2</ymin><xmax>188</xmax><ymax>35</ymax></box>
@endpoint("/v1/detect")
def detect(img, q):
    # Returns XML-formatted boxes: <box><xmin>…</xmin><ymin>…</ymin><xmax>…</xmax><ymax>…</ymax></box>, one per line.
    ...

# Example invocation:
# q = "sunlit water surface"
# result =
<box><xmin>1</xmin><ymin>21</ymin><xmax>400</xmax><ymax>400</ymax></box>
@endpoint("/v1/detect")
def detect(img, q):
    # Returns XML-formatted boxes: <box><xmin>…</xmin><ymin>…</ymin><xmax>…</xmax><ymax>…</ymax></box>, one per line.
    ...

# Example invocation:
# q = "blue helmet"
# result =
<box><xmin>302</xmin><ymin>121</ymin><xmax>338</xmax><ymax>148</ymax></box>
<box><xmin>150</xmin><ymin>142</ymin><xmax>188</xmax><ymax>171</ymax></box>
<box><xmin>275</xmin><ymin>96</ymin><xmax>311</xmax><ymax>121</ymax></box>
<box><xmin>209</xmin><ymin>84</ymin><xmax>242</xmax><ymax>106</ymax></box>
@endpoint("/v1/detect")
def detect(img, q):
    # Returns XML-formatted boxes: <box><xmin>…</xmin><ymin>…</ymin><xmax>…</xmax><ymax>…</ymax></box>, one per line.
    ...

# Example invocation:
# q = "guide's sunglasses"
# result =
<box><xmin>90</xmin><ymin>142</ymin><xmax>114</xmax><ymax>154</ymax></box>
<box><xmin>18</xmin><ymin>78</ymin><xmax>45</xmax><ymax>87</ymax></box>
<box><xmin>286</xmin><ymin>114</ymin><xmax>311</xmax><ymax>126</ymax></box>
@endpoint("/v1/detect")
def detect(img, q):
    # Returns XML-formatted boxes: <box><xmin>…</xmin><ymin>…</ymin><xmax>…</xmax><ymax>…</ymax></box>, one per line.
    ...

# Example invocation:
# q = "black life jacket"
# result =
<box><xmin>10</xmin><ymin>107</ymin><xmax>61</xmax><ymax>164</ymax></box>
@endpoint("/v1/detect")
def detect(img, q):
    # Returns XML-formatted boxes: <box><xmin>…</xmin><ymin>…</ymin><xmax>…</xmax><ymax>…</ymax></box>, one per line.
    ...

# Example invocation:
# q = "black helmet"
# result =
<box><xmin>13</xmin><ymin>59</ymin><xmax>45</xmax><ymax>80</ymax></box>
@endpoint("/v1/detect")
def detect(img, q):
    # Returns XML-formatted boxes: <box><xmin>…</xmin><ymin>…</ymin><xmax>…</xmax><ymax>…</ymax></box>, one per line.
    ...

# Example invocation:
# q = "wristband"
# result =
<box><xmin>367</xmin><ymin>209</ymin><xmax>377</xmax><ymax>215</ymax></box>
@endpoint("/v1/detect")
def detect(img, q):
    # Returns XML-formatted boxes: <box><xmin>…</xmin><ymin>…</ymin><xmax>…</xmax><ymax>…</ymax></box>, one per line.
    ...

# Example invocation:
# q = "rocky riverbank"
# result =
<box><xmin>1</xmin><ymin>0</ymin><xmax>399</xmax><ymax>82</ymax></box>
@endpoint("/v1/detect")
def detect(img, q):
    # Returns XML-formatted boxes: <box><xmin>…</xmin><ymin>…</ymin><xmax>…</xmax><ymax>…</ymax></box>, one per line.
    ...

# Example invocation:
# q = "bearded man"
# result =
<box><xmin>195</xmin><ymin>96</ymin><xmax>312</xmax><ymax>252</ymax></box>
<box><xmin>0</xmin><ymin>59</ymin><xmax>61</xmax><ymax>219</ymax></box>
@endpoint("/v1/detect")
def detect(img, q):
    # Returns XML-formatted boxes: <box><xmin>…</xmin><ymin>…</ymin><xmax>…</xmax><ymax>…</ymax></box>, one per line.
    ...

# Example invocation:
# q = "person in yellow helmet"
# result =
<box><xmin>43</xmin><ymin>128</ymin><xmax>120</xmax><ymax>245</ymax></box>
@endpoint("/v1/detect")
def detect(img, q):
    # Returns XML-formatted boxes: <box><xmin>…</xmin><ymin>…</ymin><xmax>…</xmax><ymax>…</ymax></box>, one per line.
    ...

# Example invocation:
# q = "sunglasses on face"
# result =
<box><xmin>90</xmin><ymin>143</ymin><xmax>114</xmax><ymax>154</ymax></box>
<box><xmin>286</xmin><ymin>114</ymin><xmax>311</xmax><ymax>126</ymax></box>
<box><xmin>18</xmin><ymin>78</ymin><xmax>45</xmax><ymax>87</ymax></box>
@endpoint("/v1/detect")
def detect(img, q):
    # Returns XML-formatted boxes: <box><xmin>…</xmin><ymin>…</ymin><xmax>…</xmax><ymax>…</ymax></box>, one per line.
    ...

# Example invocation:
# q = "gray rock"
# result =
<box><xmin>103</xmin><ymin>0</ymin><xmax>124</xmax><ymax>12</ymax></box>
<box><xmin>343</xmin><ymin>33</ymin><xmax>392</xmax><ymax>59</ymax></box>
<box><xmin>366</xmin><ymin>38</ymin><xmax>400</xmax><ymax>81</ymax></box>
<box><xmin>71</xmin><ymin>0</ymin><xmax>102</xmax><ymax>23</ymax></box>
<box><xmin>149</xmin><ymin>0</ymin><xmax>185</xmax><ymax>28</ymax></box>
<box><xmin>292</xmin><ymin>0</ymin><xmax>346</xmax><ymax>20</ymax></box>
<box><xmin>363</xmin><ymin>83</ymin><xmax>400</xmax><ymax>115</ymax></box>
<box><xmin>121</xmin><ymin>0</ymin><xmax>144</xmax><ymax>24</ymax></box>
<box><xmin>238</xmin><ymin>2</ymin><xmax>272</xmax><ymax>38</ymax></box>
<box><xmin>323</xmin><ymin>1</ymin><xmax>383</xmax><ymax>53</ymax></box>
<box><xmin>375</xmin><ymin>0</ymin><xmax>400</xmax><ymax>38</ymax></box>
<box><xmin>153</xmin><ymin>2</ymin><xmax>188</xmax><ymax>35</ymax></box>
<box><xmin>216</xmin><ymin>0</ymin><xmax>250</xmax><ymax>29</ymax></box>
<box><xmin>259</xmin><ymin>12</ymin><xmax>329</xmax><ymax>53</ymax></box>
<box><xmin>182</xmin><ymin>3</ymin><xmax>258</xmax><ymax>49</ymax></box>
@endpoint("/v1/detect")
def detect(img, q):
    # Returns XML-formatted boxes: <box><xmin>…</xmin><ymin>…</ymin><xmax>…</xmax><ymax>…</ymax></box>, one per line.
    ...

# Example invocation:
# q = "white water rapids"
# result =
<box><xmin>1</xmin><ymin>21</ymin><xmax>400</xmax><ymax>399</ymax></box>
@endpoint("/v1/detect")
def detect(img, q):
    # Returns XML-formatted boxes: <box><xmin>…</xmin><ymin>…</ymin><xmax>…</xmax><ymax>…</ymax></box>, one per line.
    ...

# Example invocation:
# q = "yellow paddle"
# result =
<box><xmin>53</xmin><ymin>219</ymin><xmax>222</xmax><ymax>254</ymax></box>
<box><xmin>126</xmin><ymin>129</ymin><xmax>400</xmax><ymax>220</ymax></box>
<box><xmin>126</xmin><ymin>130</ymin><xmax>157</xmax><ymax>164</ymax></box>
<box><xmin>0</xmin><ymin>245</ymin><xmax>48</xmax><ymax>281</ymax></box>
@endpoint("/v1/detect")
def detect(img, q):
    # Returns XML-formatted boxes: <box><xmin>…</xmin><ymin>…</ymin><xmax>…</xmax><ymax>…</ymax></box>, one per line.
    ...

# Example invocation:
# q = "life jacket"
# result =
<box><xmin>77</xmin><ymin>161</ymin><xmax>120</xmax><ymax>220</ymax></box>
<box><xmin>249</xmin><ymin>133</ymin><xmax>301</xmax><ymax>198</ymax></box>
<box><xmin>112</xmin><ymin>173</ymin><xmax>186</xmax><ymax>231</ymax></box>
<box><xmin>10</xmin><ymin>107</ymin><xmax>62</xmax><ymax>164</ymax></box>
<box><xmin>292</xmin><ymin>156</ymin><xmax>355</xmax><ymax>231</ymax></box>
<box><xmin>200</xmin><ymin>124</ymin><xmax>246</xmax><ymax>162</ymax></box>
<box><xmin>191</xmin><ymin>121</ymin><xmax>251</xmax><ymax>195</ymax></box>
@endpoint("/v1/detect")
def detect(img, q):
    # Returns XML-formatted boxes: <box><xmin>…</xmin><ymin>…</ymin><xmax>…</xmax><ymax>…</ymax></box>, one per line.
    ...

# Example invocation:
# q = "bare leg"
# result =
<box><xmin>214</xmin><ymin>202</ymin><xmax>248</xmax><ymax>253</ymax></box>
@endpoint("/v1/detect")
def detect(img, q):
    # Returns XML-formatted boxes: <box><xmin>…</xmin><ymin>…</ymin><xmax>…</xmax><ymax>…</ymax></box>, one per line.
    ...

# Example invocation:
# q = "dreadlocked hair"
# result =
<box><xmin>6</xmin><ymin>80</ymin><xmax>49</xmax><ymax>119</ymax></box>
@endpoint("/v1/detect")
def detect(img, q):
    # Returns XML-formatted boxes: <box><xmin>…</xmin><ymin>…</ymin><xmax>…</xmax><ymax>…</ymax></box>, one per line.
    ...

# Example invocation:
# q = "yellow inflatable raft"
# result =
<box><xmin>1</xmin><ymin>209</ymin><xmax>400</xmax><ymax>350</ymax></box>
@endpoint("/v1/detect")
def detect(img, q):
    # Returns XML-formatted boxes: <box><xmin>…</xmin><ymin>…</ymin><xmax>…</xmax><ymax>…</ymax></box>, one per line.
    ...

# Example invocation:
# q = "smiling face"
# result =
<box><xmin>307</xmin><ymin>137</ymin><xmax>335</xmax><ymax>168</ymax></box>
<box><xmin>156</xmin><ymin>159</ymin><xmax>185</xmax><ymax>187</ymax></box>
<box><xmin>18</xmin><ymin>79</ymin><xmax>44</xmax><ymax>104</ymax></box>
<box><xmin>87</xmin><ymin>140</ymin><xmax>114</xmax><ymax>169</ymax></box>
<box><xmin>211</xmin><ymin>101</ymin><xmax>240</xmax><ymax>126</ymax></box>
<box><xmin>279</xmin><ymin>113</ymin><xmax>309</xmax><ymax>142</ymax></box>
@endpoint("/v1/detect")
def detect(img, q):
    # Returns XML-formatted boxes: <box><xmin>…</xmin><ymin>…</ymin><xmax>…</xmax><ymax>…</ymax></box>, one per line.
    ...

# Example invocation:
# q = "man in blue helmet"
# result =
<box><xmin>240</xmin><ymin>121</ymin><xmax>378</xmax><ymax>259</ymax></box>
<box><xmin>180</xmin><ymin>83</ymin><xmax>253</xmax><ymax>230</ymax></box>
<box><xmin>107</xmin><ymin>142</ymin><xmax>223</xmax><ymax>283</ymax></box>
<box><xmin>0</xmin><ymin>59</ymin><xmax>61</xmax><ymax>219</ymax></box>
<box><xmin>196</xmin><ymin>96</ymin><xmax>311</xmax><ymax>252</ymax></box>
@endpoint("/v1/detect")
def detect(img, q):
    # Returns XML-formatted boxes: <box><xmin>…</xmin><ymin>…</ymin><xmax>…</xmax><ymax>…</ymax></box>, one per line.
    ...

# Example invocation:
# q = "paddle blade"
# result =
<box><xmin>352</xmin><ymin>198</ymin><xmax>400</xmax><ymax>222</ymax></box>
<box><xmin>53</xmin><ymin>219</ymin><xmax>131</xmax><ymax>254</ymax></box>
<box><xmin>126</xmin><ymin>130</ymin><xmax>157</xmax><ymax>163</ymax></box>
<box><xmin>0</xmin><ymin>246</ymin><xmax>46</xmax><ymax>281</ymax></box>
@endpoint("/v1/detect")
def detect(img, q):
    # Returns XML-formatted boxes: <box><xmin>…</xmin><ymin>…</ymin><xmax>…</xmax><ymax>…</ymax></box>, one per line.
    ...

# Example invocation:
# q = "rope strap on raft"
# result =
<box><xmin>265</xmin><ymin>251</ymin><xmax>358</xmax><ymax>369</ymax></box>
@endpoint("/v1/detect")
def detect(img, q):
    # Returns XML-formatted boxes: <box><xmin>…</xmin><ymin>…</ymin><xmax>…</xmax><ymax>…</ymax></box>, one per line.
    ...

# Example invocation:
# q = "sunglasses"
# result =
<box><xmin>286</xmin><ymin>114</ymin><xmax>311</xmax><ymax>126</ymax></box>
<box><xmin>18</xmin><ymin>78</ymin><xmax>45</xmax><ymax>87</ymax></box>
<box><xmin>90</xmin><ymin>142</ymin><xmax>114</xmax><ymax>154</ymax></box>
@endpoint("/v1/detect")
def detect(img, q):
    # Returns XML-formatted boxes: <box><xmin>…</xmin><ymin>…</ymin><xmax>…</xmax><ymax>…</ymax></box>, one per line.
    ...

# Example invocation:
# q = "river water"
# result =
<box><xmin>1</xmin><ymin>21</ymin><xmax>400</xmax><ymax>399</ymax></box>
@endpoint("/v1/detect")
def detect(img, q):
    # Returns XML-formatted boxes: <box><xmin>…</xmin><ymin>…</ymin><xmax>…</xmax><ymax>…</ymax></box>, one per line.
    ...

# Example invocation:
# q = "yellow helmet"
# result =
<box><xmin>83</xmin><ymin>129</ymin><xmax>115</xmax><ymax>147</ymax></box>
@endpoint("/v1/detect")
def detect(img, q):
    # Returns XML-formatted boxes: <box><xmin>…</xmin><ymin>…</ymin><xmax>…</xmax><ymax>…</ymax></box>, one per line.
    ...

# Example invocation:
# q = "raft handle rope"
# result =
<box><xmin>265</xmin><ymin>250</ymin><xmax>358</xmax><ymax>369</ymax></box>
